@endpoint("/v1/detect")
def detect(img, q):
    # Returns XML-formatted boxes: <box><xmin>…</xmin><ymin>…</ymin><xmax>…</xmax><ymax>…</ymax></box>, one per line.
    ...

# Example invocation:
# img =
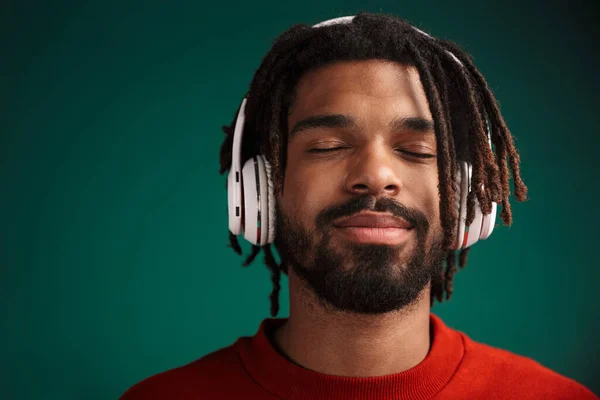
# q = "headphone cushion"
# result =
<box><xmin>263</xmin><ymin>157</ymin><xmax>277</xmax><ymax>244</ymax></box>
<box><xmin>453</xmin><ymin>167</ymin><xmax>462</xmax><ymax>223</ymax></box>
<box><xmin>241</xmin><ymin>157</ymin><xmax>260</xmax><ymax>245</ymax></box>
<box><xmin>454</xmin><ymin>162</ymin><xmax>469</xmax><ymax>250</ymax></box>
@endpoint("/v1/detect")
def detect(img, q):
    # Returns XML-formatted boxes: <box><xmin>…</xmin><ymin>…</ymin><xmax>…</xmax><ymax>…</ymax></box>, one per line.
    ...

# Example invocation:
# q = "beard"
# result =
<box><xmin>274</xmin><ymin>195</ymin><xmax>447</xmax><ymax>315</ymax></box>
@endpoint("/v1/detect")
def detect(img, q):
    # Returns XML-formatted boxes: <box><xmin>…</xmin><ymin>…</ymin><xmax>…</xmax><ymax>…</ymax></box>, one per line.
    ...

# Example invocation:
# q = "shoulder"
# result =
<box><xmin>454</xmin><ymin>332</ymin><xmax>598</xmax><ymax>399</ymax></box>
<box><xmin>119</xmin><ymin>341</ymin><xmax>256</xmax><ymax>400</ymax></box>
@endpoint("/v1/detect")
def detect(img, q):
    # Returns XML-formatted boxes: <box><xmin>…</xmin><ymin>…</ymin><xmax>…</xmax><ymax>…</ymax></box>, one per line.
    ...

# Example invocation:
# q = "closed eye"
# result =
<box><xmin>397</xmin><ymin>150</ymin><xmax>436</xmax><ymax>159</ymax></box>
<box><xmin>306</xmin><ymin>147</ymin><xmax>348</xmax><ymax>153</ymax></box>
<box><xmin>306</xmin><ymin>147</ymin><xmax>436</xmax><ymax>159</ymax></box>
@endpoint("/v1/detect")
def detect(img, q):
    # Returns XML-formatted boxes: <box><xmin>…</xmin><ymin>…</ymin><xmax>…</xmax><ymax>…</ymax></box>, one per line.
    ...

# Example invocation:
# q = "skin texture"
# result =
<box><xmin>271</xmin><ymin>59</ymin><xmax>448</xmax><ymax>377</ymax></box>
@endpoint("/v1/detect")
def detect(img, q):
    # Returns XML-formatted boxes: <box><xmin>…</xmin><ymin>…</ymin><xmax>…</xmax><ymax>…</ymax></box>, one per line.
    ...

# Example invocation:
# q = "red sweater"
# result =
<box><xmin>120</xmin><ymin>314</ymin><xmax>597</xmax><ymax>399</ymax></box>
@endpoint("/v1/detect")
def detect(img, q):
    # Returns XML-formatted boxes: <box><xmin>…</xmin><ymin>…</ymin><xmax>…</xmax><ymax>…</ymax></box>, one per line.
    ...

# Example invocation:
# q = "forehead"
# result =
<box><xmin>289</xmin><ymin>59</ymin><xmax>432</xmax><ymax>123</ymax></box>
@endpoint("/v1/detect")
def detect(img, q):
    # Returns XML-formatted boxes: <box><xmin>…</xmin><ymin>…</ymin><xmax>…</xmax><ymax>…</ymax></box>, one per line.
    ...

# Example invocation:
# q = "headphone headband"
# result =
<box><xmin>230</xmin><ymin>97</ymin><xmax>247</xmax><ymax>190</ymax></box>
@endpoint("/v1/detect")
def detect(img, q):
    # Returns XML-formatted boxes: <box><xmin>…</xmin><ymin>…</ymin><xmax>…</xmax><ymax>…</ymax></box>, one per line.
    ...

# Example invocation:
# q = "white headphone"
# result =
<box><xmin>227</xmin><ymin>15</ymin><xmax>497</xmax><ymax>249</ymax></box>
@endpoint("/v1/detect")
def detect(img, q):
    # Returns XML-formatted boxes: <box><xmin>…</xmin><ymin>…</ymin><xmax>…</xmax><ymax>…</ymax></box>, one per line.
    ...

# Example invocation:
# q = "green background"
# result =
<box><xmin>2</xmin><ymin>0</ymin><xmax>599</xmax><ymax>398</ymax></box>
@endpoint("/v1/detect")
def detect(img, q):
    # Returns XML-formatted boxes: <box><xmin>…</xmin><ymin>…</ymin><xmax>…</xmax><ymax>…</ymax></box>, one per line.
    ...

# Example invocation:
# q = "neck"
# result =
<box><xmin>272</xmin><ymin>268</ymin><xmax>433</xmax><ymax>377</ymax></box>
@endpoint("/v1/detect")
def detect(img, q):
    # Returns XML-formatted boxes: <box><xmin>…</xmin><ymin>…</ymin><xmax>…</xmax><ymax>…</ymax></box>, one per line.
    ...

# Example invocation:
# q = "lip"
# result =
<box><xmin>334</xmin><ymin>226</ymin><xmax>412</xmax><ymax>245</ymax></box>
<box><xmin>333</xmin><ymin>212</ymin><xmax>413</xmax><ymax>245</ymax></box>
<box><xmin>333</xmin><ymin>212</ymin><xmax>413</xmax><ymax>229</ymax></box>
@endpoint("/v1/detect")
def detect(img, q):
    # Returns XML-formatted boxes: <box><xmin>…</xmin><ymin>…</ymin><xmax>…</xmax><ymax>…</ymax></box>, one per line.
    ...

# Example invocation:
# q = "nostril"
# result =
<box><xmin>352</xmin><ymin>184</ymin><xmax>369</xmax><ymax>192</ymax></box>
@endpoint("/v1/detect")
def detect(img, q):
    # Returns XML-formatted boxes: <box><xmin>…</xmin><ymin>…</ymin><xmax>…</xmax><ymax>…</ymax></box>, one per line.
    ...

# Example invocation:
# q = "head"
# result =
<box><xmin>219</xmin><ymin>13</ymin><xmax>527</xmax><ymax>317</ymax></box>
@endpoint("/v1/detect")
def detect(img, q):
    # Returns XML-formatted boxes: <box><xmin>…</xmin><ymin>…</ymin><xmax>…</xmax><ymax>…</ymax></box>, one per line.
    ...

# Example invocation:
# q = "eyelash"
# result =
<box><xmin>307</xmin><ymin>147</ymin><xmax>436</xmax><ymax>159</ymax></box>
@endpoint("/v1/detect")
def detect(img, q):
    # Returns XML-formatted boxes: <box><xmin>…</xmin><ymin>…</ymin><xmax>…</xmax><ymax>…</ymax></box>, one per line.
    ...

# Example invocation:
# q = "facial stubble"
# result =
<box><xmin>275</xmin><ymin>195</ymin><xmax>447</xmax><ymax>315</ymax></box>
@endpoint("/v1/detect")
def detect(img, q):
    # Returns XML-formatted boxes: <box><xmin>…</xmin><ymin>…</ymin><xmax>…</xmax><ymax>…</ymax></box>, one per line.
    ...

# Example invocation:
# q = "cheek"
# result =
<box><xmin>410</xmin><ymin>168</ymin><xmax>441</xmax><ymax>228</ymax></box>
<box><xmin>280</xmin><ymin>163</ymin><xmax>340</xmax><ymax>228</ymax></box>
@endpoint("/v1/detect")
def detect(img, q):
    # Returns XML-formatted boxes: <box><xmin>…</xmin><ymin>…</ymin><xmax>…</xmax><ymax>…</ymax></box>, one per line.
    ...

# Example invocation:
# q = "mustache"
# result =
<box><xmin>315</xmin><ymin>195</ymin><xmax>430</xmax><ymax>236</ymax></box>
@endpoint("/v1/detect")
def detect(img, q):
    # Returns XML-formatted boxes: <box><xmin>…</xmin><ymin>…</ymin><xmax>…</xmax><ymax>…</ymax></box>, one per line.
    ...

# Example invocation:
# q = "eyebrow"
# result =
<box><xmin>289</xmin><ymin>114</ymin><xmax>435</xmax><ymax>137</ymax></box>
<box><xmin>392</xmin><ymin>116</ymin><xmax>435</xmax><ymax>133</ymax></box>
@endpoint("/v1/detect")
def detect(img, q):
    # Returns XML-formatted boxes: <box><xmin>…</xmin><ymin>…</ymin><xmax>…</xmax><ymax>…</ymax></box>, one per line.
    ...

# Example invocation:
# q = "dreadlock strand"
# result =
<box><xmin>266</xmin><ymin>80</ymin><xmax>289</xmax><ymax>196</ymax></box>
<box><xmin>242</xmin><ymin>244</ymin><xmax>262</xmax><ymax>267</ymax></box>
<box><xmin>219</xmin><ymin>125</ymin><xmax>234</xmax><ymax>175</ymax></box>
<box><xmin>407</xmin><ymin>40</ymin><xmax>457</xmax><ymax>250</ymax></box>
<box><xmin>472</xmin><ymin>87</ymin><xmax>503</xmax><ymax>207</ymax></box>
<box><xmin>444</xmin><ymin>250</ymin><xmax>458</xmax><ymax>300</ymax></box>
<box><xmin>434</xmin><ymin>42</ymin><xmax>503</xmax><ymax>221</ymax></box>
<box><xmin>433</xmin><ymin>56</ymin><xmax>458</xmax><ymax>176</ymax></box>
<box><xmin>435</xmin><ymin>52</ymin><xmax>485</xmax><ymax>226</ymax></box>
<box><xmin>228</xmin><ymin>231</ymin><xmax>242</xmax><ymax>255</ymax></box>
<box><xmin>263</xmin><ymin>244</ymin><xmax>282</xmax><ymax>317</ymax></box>
<box><xmin>245</xmin><ymin>34</ymin><xmax>316</xmax><ymax>192</ymax></box>
<box><xmin>458</xmin><ymin>246</ymin><xmax>471</xmax><ymax>268</ymax></box>
<box><xmin>486</xmin><ymin>106</ymin><xmax>526</xmax><ymax>219</ymax></box>
<box><xmin>442</xmin><ymin>40</ymin><xmax>528</xmax><ymax>203</ymax></box>
<box><xmin>491</xmin><ymin>130</ymin><xmax>514</xmax><ymax>225</ymax></box>
<box><xmin>431</xmin><ymin>269</ymin><xmax>445</xmax><ymax>306</ymax></box>
<box><xmin>478</xmin><ymin>87</ymin><xmax>527</xmax><ymax>219</ymax></box>
<box><xmin>432</xmin><ymin>54</ymin><xmax>460</xmax><ymax>246</ymax></box>
<box><xmin>251</xmin><ymin>51</ymin><xmax>308</xmax><ymax>196</ymax></box>
<box><xmin>455</xmin><ymin>66</ymin><xmax>494</xmax><ymax>218</ymax></box>
<box><xmin>501</xmin><ymin>198</ymin><xmax>513</xmax><ymax>226</ymax></box>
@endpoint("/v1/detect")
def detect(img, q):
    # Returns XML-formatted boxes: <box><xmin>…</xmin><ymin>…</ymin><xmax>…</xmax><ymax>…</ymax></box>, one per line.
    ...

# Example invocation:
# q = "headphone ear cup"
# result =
<box><xmin>456</xmin><ymin>162</ymin><xmax>497</xmax><ymax>249</ymax></box>
<box><xmin>228</xmin><ymin>169</ymin><xmax>242</xmax><ymax>235</ymax></box>
<box><xmin>262</xmin><ymin>157</ymin><xmax>277</xmax><ymax>244</ymax></box>
<box><xmin>228</xmin><ymin>98</ymin><xmax>247</xmax><ymax>238</ymax></box>
<box><xmin>463</xmin><ymin>196</ymin><xmax>484</xmax><ymax>248</ymax></box>
<box><xmin>480</xmin><ymin>201</ymin><xmax>497</xmax><ymax>240</ymax></box>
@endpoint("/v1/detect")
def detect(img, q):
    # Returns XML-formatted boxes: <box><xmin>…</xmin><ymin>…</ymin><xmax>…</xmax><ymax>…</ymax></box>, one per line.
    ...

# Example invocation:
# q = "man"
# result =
<box><xmin>121</xmin><ymin>13</ymin><xmax>597</xmax><ymax>399</ymax></box>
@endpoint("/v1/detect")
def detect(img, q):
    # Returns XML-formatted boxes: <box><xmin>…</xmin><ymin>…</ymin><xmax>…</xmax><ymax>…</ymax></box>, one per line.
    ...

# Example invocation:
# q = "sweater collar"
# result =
<box><xmin>237</xmin><ymin>313</ymin><xmax>464</xmax><ymax>400</ymax></box>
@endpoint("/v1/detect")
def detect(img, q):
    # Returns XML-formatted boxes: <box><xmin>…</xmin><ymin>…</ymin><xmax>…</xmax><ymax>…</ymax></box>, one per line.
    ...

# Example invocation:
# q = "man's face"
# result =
<box><xmin>275</xmin><ymin>60</ymin><xmax>447</xmax><ymax>315</ymax></box>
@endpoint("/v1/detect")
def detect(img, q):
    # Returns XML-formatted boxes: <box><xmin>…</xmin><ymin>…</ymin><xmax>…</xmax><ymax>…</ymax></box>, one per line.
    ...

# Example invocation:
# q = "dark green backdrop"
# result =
<box><xmin>2</xmin><ymin>1</ymin><xmax>599</xmax><ymax>399</ymax></box>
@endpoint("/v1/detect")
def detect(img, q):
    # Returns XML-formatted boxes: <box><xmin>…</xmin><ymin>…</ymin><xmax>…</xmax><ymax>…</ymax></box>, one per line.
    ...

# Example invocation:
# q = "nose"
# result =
<box><xmin>344</xmin><ymin>144</ymin><xmax>402</xmax><ymax>197</ymax></box>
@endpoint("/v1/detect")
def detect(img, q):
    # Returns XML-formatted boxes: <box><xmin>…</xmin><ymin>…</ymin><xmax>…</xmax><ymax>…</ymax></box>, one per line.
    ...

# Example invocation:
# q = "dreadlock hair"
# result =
<box><xmin>218</xmin><ymin>12</ymin><xmax>528</xmax><ymax>316</ymax></box>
